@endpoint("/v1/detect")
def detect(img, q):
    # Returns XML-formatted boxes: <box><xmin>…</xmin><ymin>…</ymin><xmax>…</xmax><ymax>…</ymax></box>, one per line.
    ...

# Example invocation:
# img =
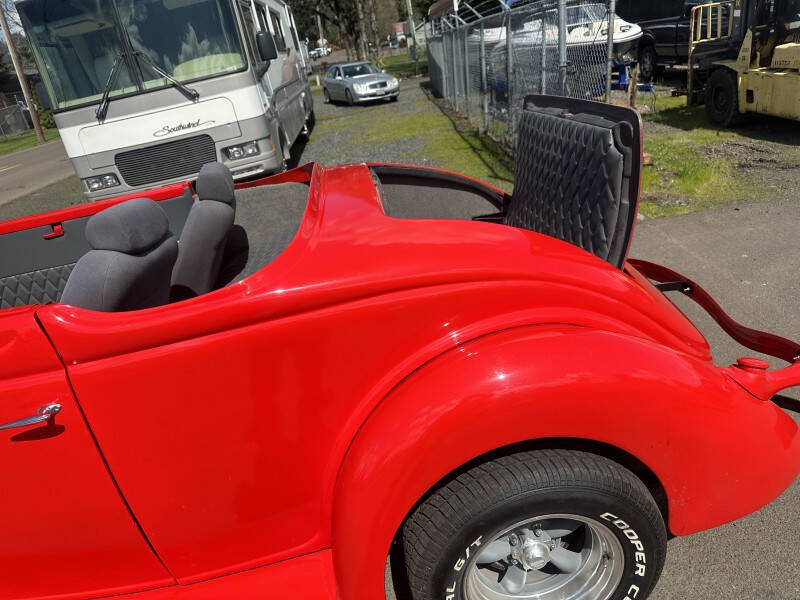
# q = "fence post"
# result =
<box><xmin>450</xmin><ymin>27</ymin><xmax>460</xmax><ymax>110</ymax></box>
<box><xmin>480</xmin><ymin>21</ymin><xmax>488</xmax><ymax>133</ymax></box>
<box><xmin>558</xmin><ymin>0</ymin><xmax>567</xmax><ymax>95</ymax></box>
<box><xmin>425</xmin><ymin>19</ymin><xmax>430</xmax><ymax>83</ymax></box>
<box><xmin>464</xmin><ymin>27</ymin><xmax>471</xmax><ymax>121</ymax></box>
<box><xmin>444</xmin><ymin>28</ymin><xmax>451</xmax><ymax>103</ymax></box>
<box><xmin>540</xmin><ymin>11</ymin><xmax>547</xmax><ymax>94</ymax></box>
<box><xmin>506</xmin><ymin>10</ymin><xmax>514</xmax><ymax>143</ymax></box>
<box><xmin>605</xmin><ymin>0</ymin><xmax>616</xmax><ymax>103</ymax></box>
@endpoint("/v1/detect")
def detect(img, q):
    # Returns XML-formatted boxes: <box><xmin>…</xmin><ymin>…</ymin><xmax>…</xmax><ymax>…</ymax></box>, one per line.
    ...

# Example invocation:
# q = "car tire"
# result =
<box><xmin>345</xmin><ymin>89</ymin><xmax>354</xmax><ymax>106</ymax></box>
<box><xmin>402</xmin><ymin>449</ymin><xmax>667</xmax><ymax>600</ymax></box>
<box><xmin>323</xmin><ymin>88</ymin><xmax>331</xmax><ymax>104</ymax></box>
<box><xmin>390</xmin><ymin>95</ymin><xmax>398</xmax><ymax>102</ymax></box>
<box><xmin>638</xmin><ymin>44</ymin><xmax>657</xmax><ymax>82</ymax></box>
<box><xmin>705</xmin><ymin>68</ymin><xmax>741</xmax><ymax>127</ymax></box>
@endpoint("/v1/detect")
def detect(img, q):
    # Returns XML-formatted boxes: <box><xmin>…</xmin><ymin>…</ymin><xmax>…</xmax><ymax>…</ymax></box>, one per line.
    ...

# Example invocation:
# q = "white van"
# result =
<box><xmin>16</xmin><ymin>0</ymin><xmax>313</xmax><ymax>199</ymax></box>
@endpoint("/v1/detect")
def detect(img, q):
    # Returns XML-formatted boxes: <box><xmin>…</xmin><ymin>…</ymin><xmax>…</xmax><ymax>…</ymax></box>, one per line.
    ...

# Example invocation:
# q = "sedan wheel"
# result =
<box><xmin>323</xmin><ymin>88</ymin><xmax>331</xmax><ymax>104</ymax></box>
<box><xmin>402</xmin><ymin>450</ymin><xmax>667</xmax><ymax>600</ymax></box>
<box><xmin>345</xmin><ymin>89</ymin><xmax>354</xmax><ymax>106</ymax></box>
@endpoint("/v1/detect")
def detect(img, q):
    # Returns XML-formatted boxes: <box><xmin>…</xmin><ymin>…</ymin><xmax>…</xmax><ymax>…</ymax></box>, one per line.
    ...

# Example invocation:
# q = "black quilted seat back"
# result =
<box><xmin>506</xmin><ymin>95</ymin><xmax>642</xmax><ymax>268</ymax></box>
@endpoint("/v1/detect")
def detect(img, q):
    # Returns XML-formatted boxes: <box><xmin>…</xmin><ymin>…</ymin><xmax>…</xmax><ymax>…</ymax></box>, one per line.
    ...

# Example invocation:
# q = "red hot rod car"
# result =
<box><xmin>1</xmin><ymin>96</ymin><xmax>800</xmax><ymax>600</ymax></box>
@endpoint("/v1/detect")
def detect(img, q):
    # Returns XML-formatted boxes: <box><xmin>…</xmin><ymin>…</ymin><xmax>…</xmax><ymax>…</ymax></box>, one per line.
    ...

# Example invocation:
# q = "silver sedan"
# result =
<box><xmin>322</xmin><ymin>61</ymin><xmax>400</xmax><ymax>105</ymax></box>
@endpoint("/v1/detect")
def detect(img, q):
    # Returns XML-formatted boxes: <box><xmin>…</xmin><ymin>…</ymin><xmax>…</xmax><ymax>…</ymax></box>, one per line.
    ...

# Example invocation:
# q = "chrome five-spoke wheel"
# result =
<box><xmin>464</xmin><ymin>515</ymin><xmax>623</xmax><ymax>600</ymax></box>
<box><xmin>402</xmin><ymin>450</ymin><xmax>667</xmax><ymax>600</ymax></box>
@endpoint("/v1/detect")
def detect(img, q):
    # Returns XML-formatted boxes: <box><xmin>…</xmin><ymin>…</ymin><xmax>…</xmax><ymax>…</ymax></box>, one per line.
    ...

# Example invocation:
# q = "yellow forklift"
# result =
<box><xmin>689</xmin><ymin>0</ymin><xmax>800</xmax><ymax>126</ymax></box>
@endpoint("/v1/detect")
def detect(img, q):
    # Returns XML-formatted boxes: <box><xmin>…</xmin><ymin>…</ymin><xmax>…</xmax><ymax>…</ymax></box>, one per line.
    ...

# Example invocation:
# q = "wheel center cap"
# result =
<box><xmin>522</xmin><ymin>541</ymin><xmax>550</xmax><ymax>570</ymax></box>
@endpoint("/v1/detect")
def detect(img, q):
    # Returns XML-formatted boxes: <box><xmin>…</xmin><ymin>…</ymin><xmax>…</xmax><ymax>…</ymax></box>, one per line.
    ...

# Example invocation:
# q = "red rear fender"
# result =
<box><xmin>331</xmin><ymin>325</ymin><xmax>800</xmax><ymax>600</ymax></box>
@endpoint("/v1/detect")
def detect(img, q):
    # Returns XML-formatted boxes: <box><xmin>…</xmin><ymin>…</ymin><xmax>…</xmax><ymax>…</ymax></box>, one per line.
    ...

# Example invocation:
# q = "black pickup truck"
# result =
<box><xmin>616</xmin><ymin>0</ymin><xmax>734</xmax><ymax>80</ymax></box>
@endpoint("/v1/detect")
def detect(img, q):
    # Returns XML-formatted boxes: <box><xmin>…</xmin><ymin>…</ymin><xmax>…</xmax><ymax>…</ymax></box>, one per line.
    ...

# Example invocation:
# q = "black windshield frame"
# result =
<box><xmin>18</xmin><ymin>0</ymin><xmax>251</xmax><ymax>114</ymax></box>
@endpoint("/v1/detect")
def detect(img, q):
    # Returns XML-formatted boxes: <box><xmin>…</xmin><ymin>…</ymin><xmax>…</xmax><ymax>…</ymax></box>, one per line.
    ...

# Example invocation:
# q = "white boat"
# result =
<box><xmin>471</xmin><ymin>3</ymin><xmax>641</xmax><ymax>59</ymax></box>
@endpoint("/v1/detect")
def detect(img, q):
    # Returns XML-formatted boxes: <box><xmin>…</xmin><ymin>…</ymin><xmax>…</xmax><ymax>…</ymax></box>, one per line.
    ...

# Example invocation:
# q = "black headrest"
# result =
<box><xmin>85</xmin><ymin>197</ymin><xmax>169</xmax><ymax>254</ymax></box>
<box><xmin>506</xmin><ymin>95</ymin><xmax>642</xmax><ymax>268</ymax></box>
<box><xmin>197</xmin><ymin>162</ymin><xmax>235</xmax><ymax>205</ymax></box>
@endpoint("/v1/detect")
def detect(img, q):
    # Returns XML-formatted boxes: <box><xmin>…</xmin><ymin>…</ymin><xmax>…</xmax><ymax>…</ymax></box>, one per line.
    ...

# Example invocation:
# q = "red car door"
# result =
<box><xmin>0</xmin><ymin>307</ymin><xmax>172</xmax><ymax>599</ymax></box>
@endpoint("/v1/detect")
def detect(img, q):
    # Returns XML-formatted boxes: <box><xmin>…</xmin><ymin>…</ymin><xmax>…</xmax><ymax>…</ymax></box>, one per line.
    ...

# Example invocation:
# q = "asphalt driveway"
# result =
<box><xmin>633</xmin><ymin>200</ymin><xmax>800</xmax><ymax>600</ymax></box>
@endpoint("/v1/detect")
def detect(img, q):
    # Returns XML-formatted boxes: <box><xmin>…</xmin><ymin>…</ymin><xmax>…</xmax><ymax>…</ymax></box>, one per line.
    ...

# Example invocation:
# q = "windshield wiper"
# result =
<box><xmin>96</xmin><ymin>51</ymin><xmax>125</xmax><ymax>122</ymax></box>
<box><xmin>133</xmin><ymin>51</ymin><xmax>199</xmax><ymax>102</ymax></box>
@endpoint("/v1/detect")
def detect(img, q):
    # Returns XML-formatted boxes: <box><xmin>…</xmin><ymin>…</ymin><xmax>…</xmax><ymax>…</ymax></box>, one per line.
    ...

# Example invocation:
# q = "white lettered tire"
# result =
<box><xmin>402</xmin><ymin>450</ymin><xmax>667</xmax><ymax>600</ymax></box>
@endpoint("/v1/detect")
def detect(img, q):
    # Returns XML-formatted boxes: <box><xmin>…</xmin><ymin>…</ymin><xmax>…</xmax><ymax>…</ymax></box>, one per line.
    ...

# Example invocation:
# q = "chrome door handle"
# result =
<box><xmin>0</xmin><ymin>403</ymin><xmax>61</xmax><ymax>431</ymax></box>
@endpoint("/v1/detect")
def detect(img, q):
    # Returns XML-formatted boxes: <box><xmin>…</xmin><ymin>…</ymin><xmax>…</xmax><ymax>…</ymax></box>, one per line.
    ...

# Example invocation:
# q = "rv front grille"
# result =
<box><xmin>115</xmin><ymin>134</ymin><xmax>217</xmax><ymax>187</ymax></box>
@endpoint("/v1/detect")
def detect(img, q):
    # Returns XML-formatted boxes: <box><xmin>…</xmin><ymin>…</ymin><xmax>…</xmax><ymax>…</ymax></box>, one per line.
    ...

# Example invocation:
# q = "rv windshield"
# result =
<box><xmin>18</xmin><ymin>0</ymin><xmax>246</xmax><ymax>111</ymax></box>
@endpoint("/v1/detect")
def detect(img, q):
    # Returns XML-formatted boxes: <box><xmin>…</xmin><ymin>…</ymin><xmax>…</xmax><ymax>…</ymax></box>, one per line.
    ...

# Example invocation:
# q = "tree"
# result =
<box><xmin>396</xmin><ymin>0</ymin><xmax>436</xmax><ymax>22</ymax></box>
<box><xmin>293</xmin><ymin>0</ymin><xmax>379</xmax><ymax>58</ymax></box>
<box><xmin>0</xmin><ymin>43</ymin><xmax>14</xmax><ymax>88</ymax></box>
<box><xmin>0</xmin><ymin>0</ymin><xmax>44</xmax><ymax>142</ymax></box>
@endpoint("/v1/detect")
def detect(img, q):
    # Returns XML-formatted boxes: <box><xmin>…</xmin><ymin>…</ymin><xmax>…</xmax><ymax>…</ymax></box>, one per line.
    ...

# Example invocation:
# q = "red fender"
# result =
<box><xmin>331</xmin><ymin>325</ymin><xmax>800</xmax><ymax>599</ymax></box>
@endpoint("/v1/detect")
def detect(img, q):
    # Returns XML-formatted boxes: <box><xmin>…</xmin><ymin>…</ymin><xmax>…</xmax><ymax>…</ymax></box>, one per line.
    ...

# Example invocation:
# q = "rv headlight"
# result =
<box><xmin>84</xmin><ymin>173</ymin><xmax>120</xmax><ymax>192</ymax></box>
<box><xmin>224</xmin><ymin>141</ymin><xmax>260</xmax><ymax>160</ymax></box>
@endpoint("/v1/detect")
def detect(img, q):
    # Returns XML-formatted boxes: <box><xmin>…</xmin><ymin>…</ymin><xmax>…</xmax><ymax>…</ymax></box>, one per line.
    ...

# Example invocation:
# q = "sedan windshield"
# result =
<box><xmin>342</xmin><ymin>63</ymin><xmax>380</xmax><ymax>78</ymax></box>
<box><xmin>18</xmin><ymin>0</ymin><xmax>246</xmax><ymax>111</ymax></box>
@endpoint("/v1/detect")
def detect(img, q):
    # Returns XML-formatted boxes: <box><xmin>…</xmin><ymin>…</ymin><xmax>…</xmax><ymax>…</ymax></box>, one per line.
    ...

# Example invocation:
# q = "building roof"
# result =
<box><xmin>428</xmin><ymin>0</ymin><xmax>456</xmax><ymax>19</ymax></box>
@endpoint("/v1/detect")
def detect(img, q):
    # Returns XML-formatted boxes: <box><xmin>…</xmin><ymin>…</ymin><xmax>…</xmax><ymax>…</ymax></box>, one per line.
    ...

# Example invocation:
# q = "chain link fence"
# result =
<box><xmin>0</xmin><ymin>104</ymin><xmax>32</xmax><ymax>140</ymax></box>
<box><xmin>427</xmin><ymin>0</ymin><xmax>618</xmax><ymax>149</ymax></box>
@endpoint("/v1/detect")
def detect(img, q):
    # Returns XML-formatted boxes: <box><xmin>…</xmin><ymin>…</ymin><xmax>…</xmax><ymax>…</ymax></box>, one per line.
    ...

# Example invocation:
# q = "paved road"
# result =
<box><xmin>0</xmin><ymin>139</ymin><xmax>74</xmax><ymax>207</ymax></box>
<box><xmin>633</xmin><ymin>201</ymin><xmax>800</xmax><ymax>600</ymax></box>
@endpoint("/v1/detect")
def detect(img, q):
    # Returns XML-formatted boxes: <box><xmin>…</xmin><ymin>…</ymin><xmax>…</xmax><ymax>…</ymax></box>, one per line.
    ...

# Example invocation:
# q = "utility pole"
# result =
<box><xmin>0</xmin><ymin>2</ymin><xmax>44</xmax><ymax>142</ymax></box>
<box><xmin>404</xmin><ymin>0</ymin><xmax>419</xmax><ymax>74</ymax></box>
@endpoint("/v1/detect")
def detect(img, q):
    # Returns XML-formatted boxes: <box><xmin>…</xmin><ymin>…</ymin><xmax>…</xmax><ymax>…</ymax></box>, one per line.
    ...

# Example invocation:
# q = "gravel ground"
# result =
<box><xmin>297</xmin><ymin>82</ymin><xmax>429</xmax><ymax>165</ymax></box>
<box><xmin>296</xmin><ymin>79</ymin><xmax>514</xmax><ymax>192</ymax></box>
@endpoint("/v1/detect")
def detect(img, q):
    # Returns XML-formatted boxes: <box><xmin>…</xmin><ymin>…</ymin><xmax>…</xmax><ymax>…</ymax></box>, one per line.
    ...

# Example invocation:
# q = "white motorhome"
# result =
<box><xmin>16</xmin><ymin>0</ymin><xmax>313</xmax><ymax>199</ymax></box>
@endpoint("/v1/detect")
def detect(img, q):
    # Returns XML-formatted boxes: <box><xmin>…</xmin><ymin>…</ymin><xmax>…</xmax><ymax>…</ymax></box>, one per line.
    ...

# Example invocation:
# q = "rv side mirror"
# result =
<box><xmin>256</xmin><ymin>31</ymin><xmax>278</xmax><ymax>62</ymax></box>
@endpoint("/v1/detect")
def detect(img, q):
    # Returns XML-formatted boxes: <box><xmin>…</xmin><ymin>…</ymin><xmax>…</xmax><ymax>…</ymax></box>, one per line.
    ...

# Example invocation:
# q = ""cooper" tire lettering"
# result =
<box><xmin>446</xmin><ymin>537</ymin><xmax>484</xmax><ymax>599</ymax></box>
<box><xmin>624</xmin><ymin>584</ymin><xmax>640</xmax><ymax>599</ymax></box>
<box><xmin>600</xmin><ymin>512</ymin><xmax>646</xmax><ymax>577</ymax></box>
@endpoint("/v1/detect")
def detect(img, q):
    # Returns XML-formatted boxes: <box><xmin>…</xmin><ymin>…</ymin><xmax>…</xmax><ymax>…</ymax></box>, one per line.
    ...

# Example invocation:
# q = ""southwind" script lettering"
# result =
<box><xmin>153</xmin><ymin>119</ymin><xmax>215</xmax><ymax>138</ymax></box>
